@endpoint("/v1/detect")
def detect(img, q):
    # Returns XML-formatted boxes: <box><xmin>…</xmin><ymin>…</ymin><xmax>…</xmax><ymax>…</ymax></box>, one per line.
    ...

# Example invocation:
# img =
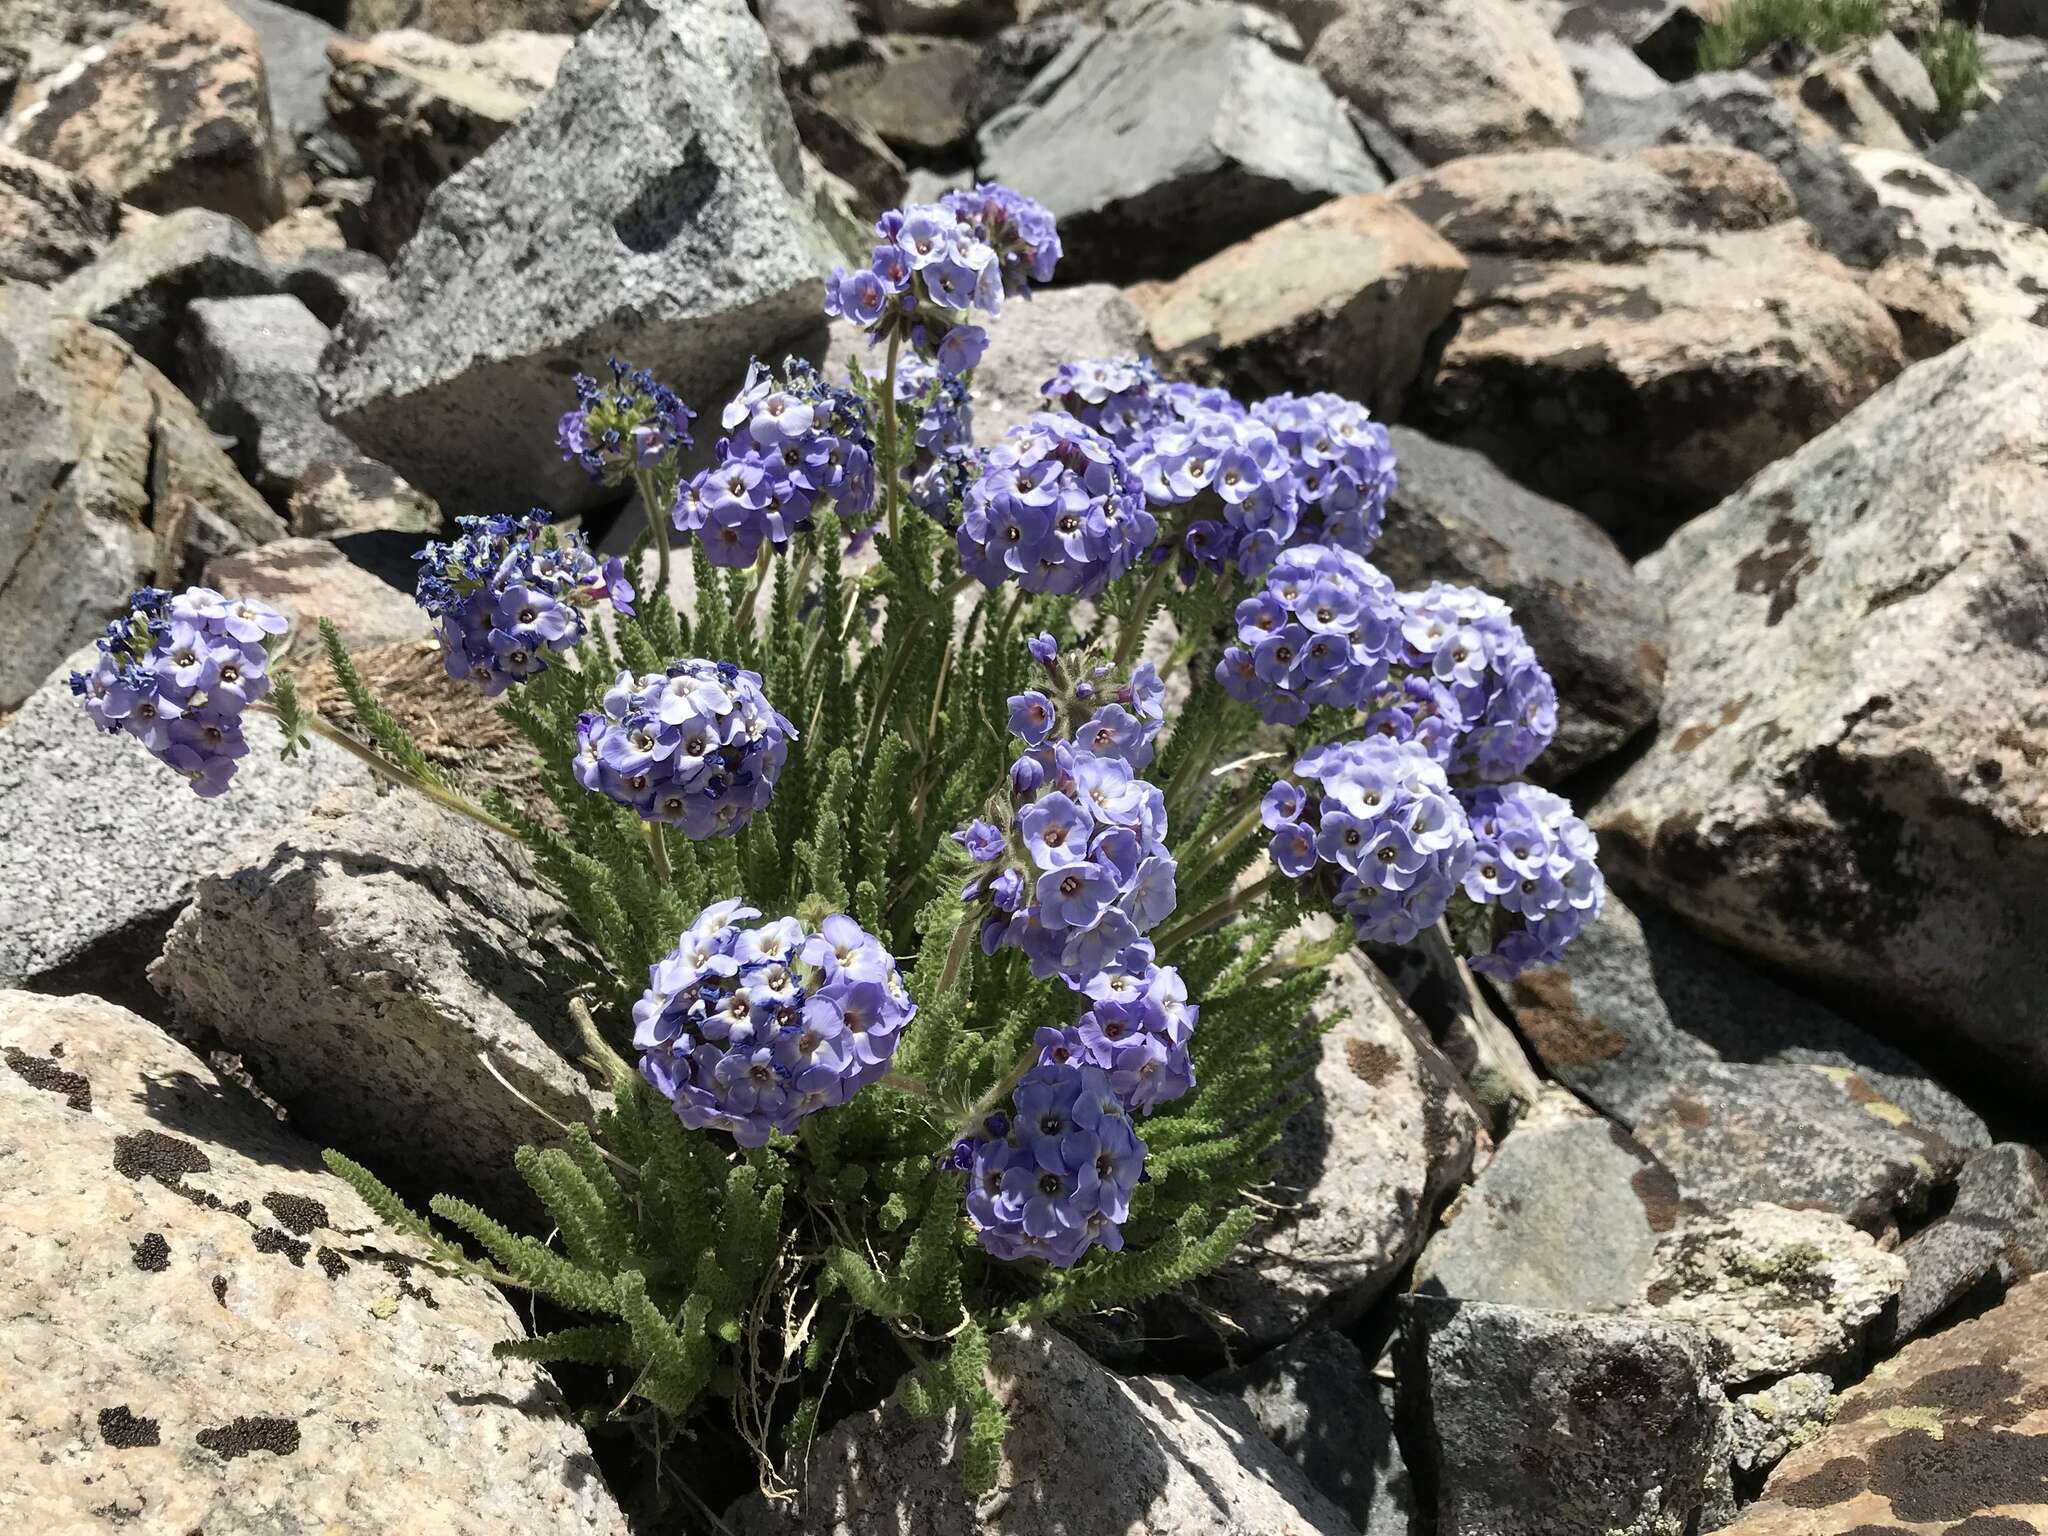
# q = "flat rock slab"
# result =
<box><xmin>319</xmin><ymin>0</ymin><xmax>837</xmax><ymax>517</ymax></box>
<box><xmin>150</xmin><ymin>789</ymin><xmax>606</xmax><ymax>1212</ymax></box>
<box><xmin>0</xmin><ymin>144</ymin><xmax>123</xmax><ymax>284</ymax></box>
<box><xmin>346</xmin><ymin>0</ymin><xmax>610</xmax><ymax>44</ymax></box>
<box><xmin>1591</xmin><ymin>324</ymin><xmax>2048</xmax><ymax>1094</ymax></box>
<box><xmin>0</xmin><ymin>643</ymin><xmax>371</xmax><ymax>992</ymax></box>
<box><xmin>181</xmin><ymin>293</ymin><xmax>358</xmax><ymax>502</ymax></box>
<box><xmin>1723</xmin><ymin>1271</ymin><xmax>2048</xmax><ymax>1532</ymax></box>
<box><xmin>728</xmin><ymin>1325</ymin><xmax>1357</xmax><ymax>1535</ymax></box>
<box><xmin>0</xmin><ymin>987</ymin><xmax>629</xmax><ymax>1535</ymax></box>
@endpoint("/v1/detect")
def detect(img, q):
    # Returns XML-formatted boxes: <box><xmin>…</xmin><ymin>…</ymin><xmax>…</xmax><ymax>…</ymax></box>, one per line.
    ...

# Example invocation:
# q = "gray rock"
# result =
<box><xmin>1985</xmin><ymin>0</ymin><xmax>2048</xmax><ymax>34</ymax></box>
<box><xmin>788</xmin><ymin>91</ymin><xmax>909</xmax><ymax>216</ymax></box>
<box><xmin>1504</xmin><ymin>890</ymin><xmax>1990</xmax><ymax>1155</ymax></box>
<box><xmin>1798</xmin><ymin>36</ymin><xmax>1938</xmax><ymax>150</ymax></box>
<box><xmin>49</xmin><ymin>207</ymin><xmax>279</xmax><ymax>374</ymax></box>
<box><xmin>224</xmin><ymin>0</ymin><xmax>342</xmax><ymax>164</ymax></box>
<box><xmin>1591</xmin><ymin>326</ymin><xmax>2048</xmax><ymax>1094</ymax></box>
<box><xmin>0</xmin><ymin>283</ymin><xmax>284</xmax><ymax>714</ymax></box>
<box><xmin>1207</xmin><ymin>1329</ymin><xmax>1419</xmax><ymax>1536</ymax></box>
<box><xmin>0</xmin><ymin>988</ymin><xmax>631</xmax><ymax>1536</ymax></box>
<box><xmin>202</xmin><ymin>536</ymin><xmax>427</xmax><ymax>653</ymax></box>
<box><xmin>1880</xmin><ymin>1143</ymin><xmax>2048</xmax><ymax>1345</ymax></box>
<box><xmin>1979</xmin><ymin>32</ymin><xmax>2048</xmax><ymax>94</ymax></box>
<box><xmin>875</xmin><ymin>0</ymin><xmax>1013</xmax><ymax>38</ymax></box>
<box><xmin>1400</xmin><ymin>1296</ymin><xmax>1729</xmax><ymax>1534</ymax></box>
<box><xmin>344</xmin><ymin>0</ymin><xmax>609</xmax><ymax>40</ymax></box>
<box><xmin>758</xmin><ymin>0</ymin><xmax>862</xmax><ymax>72</ymax></box>
<box><xmin>968</xmin><ymin>14</ymin><xmax>1095</xmax><ymax>129</ymax></box>
<box><xmin>1557</xmin><ymin>30</ymin><xmax>1668</xmax><ymax>115</ymax></box>
<box><xmin>1374</xmin><ymin>426</ymin><xmax>1666</xmax><ymax>775</ymax></box>
<box><xmin>0</xmin><ymin>643</ymin><xmax>370</xmax><ymax>991</ymax></box>
<box><xmin>1417</xmin><ymin>1093</ymin><xmax>1681</xmax><ymax>1312</ymax></box>
<box><xmin>1639</xmin><ymin>1203</ymin><xmax>1905</xmax><ymax>1384</ymax></box>
<box><xmin>1631</xmin><ymin>1060</ymin><xmax>1967</xmax><ymax>1231</ymax></box>
<box><xmin>978</xmin><ymin>0</ymin><xmax>1381</xmax><ymax>283</ymax></box>
<box><xmin>0</xmin><ymin>144</ymin><xmax>122</xmax><ymax>285</ymax></box>
<box><xmin>727</xmin><ymin>1325</ymin><xmax>1357</xmax><ymax>1535</ymax></box>
<box><xmin>287</xmin><ymin>453</ymin><xmax>439</xmax><ymax>538</ymax></box>
<box><xmin>812</xmin><ymin>35</ymin><xmax>982</xmax><ymax>158</ymax></box>
<box><xmin>319</xmin><ymin>0</ymin><xmax>836</xmax><ymax>517</ymax></box>
<box><xmin>180</xmin><ymin>294</ymin><xmax>360</xmax><ymax>502</ymax></box>
<box><xmin>150</xmin><ymin>789</ymin><xmax>606</xmax><ymax>1212</ymax></box>
<box><xmin>1579</xmin><ymin>69</ymin><xmax>1901</xmax><ymax>270</ymax></box>
<box><xmin>1930</xmin><ymin>64</ymin><xmax>2048</xmax><ymax>221</ymax></box>
<box><xmin>1725</xmin><ymin>1373</ymin><xmax>1836</xmax><ymax>1477</ymax></box>
<box><xmin>1557</xmin><ymin>0</ymin><xmax>1726</xmax><ymax>82</ymax></box>
<box><xmin>281</xmin><ymin>243</ymin><xmax>387</xmax><ymax>325</ymax></box>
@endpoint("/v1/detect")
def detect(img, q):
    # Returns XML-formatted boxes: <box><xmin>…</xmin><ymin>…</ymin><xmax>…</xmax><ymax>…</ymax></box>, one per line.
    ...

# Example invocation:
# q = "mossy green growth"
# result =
<box><xmin>1697</xmin><ymin>0</ymin><xmax>1886</xmax><ymax>71</ymax></box>
<box><xmin>1725</xmin><ymin>1240</ymin><xmax>1830</xmax><ymax>1288</ymax></box>
<box><xmin>1918</xmin><ymin>22</ymin><xmax>1984</xmax><ymax>129</ymax></box>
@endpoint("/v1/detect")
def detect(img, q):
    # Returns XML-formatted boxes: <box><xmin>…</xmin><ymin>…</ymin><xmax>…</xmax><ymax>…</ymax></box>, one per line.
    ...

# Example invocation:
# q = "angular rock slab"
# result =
<box><xmin>1592</xmin><ymin>325</ymin><xmax>2048</xmax><ymax>1092</ymax></box>
<box><xmin>1281</xmin><ymin>0</ymin><xmax>1582</xmax><ymax>166</ymax></box>
<box><xmin>0</xmin><ymin>144</ymin><xmax>123</xmax><ymax>284</ymax></box>
<box><xmin>1503</xmin><ymin>888</ymin><xmax>1990</xmax><ymax>1155</ymax></box>
<box><xmin>0</xmin><ymin>988</ymin><xmax>629</xmax><ymax>1535</ymax></box>
<box><xmin>1374</xmin><ymin>426</ymin><xmax>1667</xmax><ymax>776</ymax></box>
<box><xmin>1192</xmin><ymin>950</ymin><xmax>1485</xmax><ymax>1348</ymax></box>
<box><xmin>181</xmin><ymin>293</ymin><xmax>360</xmax><ymax>502</ymax></box>
<box><xmin>2</xmin><ymin>0</ymin><xmax>283</xmax><ymax>226</ymax></box>
<box><xmin>346</xmin><ymin>0</ymin><xmax>611</xmax><ymax>44</ymax></box>
<box><xmin>0</xmin><ymin>283</ymin><xmax>283</xmax><ymax>714</ymax></box>
<box><xmin>203</xmin><ymin>536</ymin><xmax>428</xmax><ymax>655</ymax></box>
<box><xmin>1723</xmin><ymin>1272</ymin><xmax>2048</xmax><ymax>1533</ymax></box>
<box><xmin>977</xmin><ymin>0</ymin><xmax>1382</xmax><ymax>283</ymax></box>
<box><xmin>1132</xmin><ymin>192</ymin><xmax>1466</xmax><ymax>418</ymax></box>
<box><xmin>319</xmin><ymin>0</ymin><xmax>838</xmax><ymax>516</ymax></box>
<box><xmin>1400</xmin><ymin>1295</ymin><xmax>1731</xmax><ymax>1535</ymax></box>
<box><xmin>727</xmin><ymin>1325</ymin><xmax>1356</xmax><ymax>1535</ymax></box>
<box><xmin>1726</xmin><ymin>1372</ymin><xmax>1837</xmax><ymax>1481</ymax></box>
<box><xmin>1929</xmin><ymin>65</ymin><xmax>2048</xmax><ymax>222</ymax></box>
<box><xmin>150</xmin><ymin>789</ymin><xmax>606</xmax><ymax>1212</ymax></box>
<box><xmin>1882</xmin><ymin>1143</ymin><xmax>2048</xmax><ymax>1348</ymax></box>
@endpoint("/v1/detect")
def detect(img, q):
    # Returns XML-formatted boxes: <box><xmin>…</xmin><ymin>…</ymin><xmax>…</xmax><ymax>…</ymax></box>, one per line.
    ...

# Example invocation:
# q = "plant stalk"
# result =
<box><xmin>879</xmin><ymin>332</ymin><xmax>904</xmax><ymax>544</ymax></box>
<box><xmin>1155</xmin><ymin>870</ymin><xmax>1282</xmax><ymax>954</ymax></box>
<box><xmin>256</xmin><ymin>703</ymin><xmax>521</xmax><ymax>840</ymax></box>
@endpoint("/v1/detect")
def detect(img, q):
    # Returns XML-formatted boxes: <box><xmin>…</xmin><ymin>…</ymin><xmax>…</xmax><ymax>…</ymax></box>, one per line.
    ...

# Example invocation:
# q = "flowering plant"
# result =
<box><xmin>88</xmin><ymin>182</ymin><xmax>1599</xmax><ymax>1499</ymax></box>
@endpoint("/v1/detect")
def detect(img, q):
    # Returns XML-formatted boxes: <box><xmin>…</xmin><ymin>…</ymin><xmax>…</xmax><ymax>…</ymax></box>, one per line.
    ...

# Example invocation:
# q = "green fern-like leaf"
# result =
<box><xmin>316</xmin><ymin>619</ymin><xmax>448</xmax><ymax>788</ymax></box>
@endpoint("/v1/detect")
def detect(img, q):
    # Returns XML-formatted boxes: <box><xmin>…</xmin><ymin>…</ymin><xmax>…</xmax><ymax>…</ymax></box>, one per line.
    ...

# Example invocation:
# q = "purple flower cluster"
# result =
<box><xmin>414</xmin><ymin>511</ymin><xmax>633</xmax><ymax>697</ymax></box>
<box><xmin>956</xmin><ymin>413</ymin><xmax>1156</xmax><ymax>596</ymax></box>
<box><xmin>1250</xmin><ymin>393</ymin><xmax>1397</xmax><ymax>556</ymax></box>
<box><xmin>1217</xmin><ymin>544</ymin><xmax>1403</xmax><ymax>726</ymax></box>
<box><xmin>558</xmin><ymin>357</ymin><xmax>695</xmax><ymax>483</ymax></box>
<box><xmin>1126</xmin><ymin>402</ymin><xmax>1301</xmax><ymax>578</ymax></box>
<box><xmin>1264</xmin><ymin>737</ymin><xmax>1475</xmax><ymax>947</ymax></box>
<box><xmin>573</xmin><ymin>660</ymin><xmax>794</xmax><ymax>839</ymax></box>
<box><xmin>71</xmin><ymin>586</ymin><xmax>286</xmax><ymax>797</ymax></box>
<box><xmin>1034</xmin><ymin>963</ymin><xmax>1196</xmax><ymax>1114</ymax></box>
<box><xmin>1040</xmin><ymin>356</ymin><xmax>1175</xmax><ymax>453</ymax></box>
<box><xmin>965</xmin><ymin>639</ymin><xmax>1174</xmax><ymax>980</ymax></box>
<box><xmin>1459</xmin><ymin>783</ymin><xmax>1604</xmax><ymax>979</ymax></box>
<box><xmin>886</xmin><ymin>355</ymin><xmax>975</xmax><ymax>519</ymax></box>
<box><xmin>635</xmin><ymin>901</ymin><xmax>915</xmax><ymax>1147</ymax></box>
<box><xmin>674</xmin><ymin>359</ymin><xmax>878</xmax><ymax>567</ymax></box>
<box><xmin>957</xmin><ymin>1063</ymin><xmax>1144</xmax><ymax>1266</ymax></box>
<box><xmin>824</xmin><ymin>183</ymin><xmax>1059</xmax><ymax>378</ymax></box>
<box><xmin>1379</xmin><ymin>583</ymin><xmax>1558</xmax><ymax>783</ymax></box>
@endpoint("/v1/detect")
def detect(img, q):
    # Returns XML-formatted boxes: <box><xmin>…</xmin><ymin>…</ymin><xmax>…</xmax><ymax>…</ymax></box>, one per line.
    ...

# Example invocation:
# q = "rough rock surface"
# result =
<box><xmin>1726</xmin><ymin>1373</ymin><xmax>1837</xmax><ymax>1479</ymax></box>
<box><xmin>729</xmin><ymin>1325</ymin><xmax>1355</xmax><ymax>1535</ymax></box>
<box><xmin>280</xmin><ymin>243</ymin><xmax>387</xmax><ymax>325</ymax></box>
<box><xmin>812</xmin><ymin>35</ymin><xmax>980</xmax><ymax>157</ymax></box>
<box><xmin>1881</xmin><ymin>1143</ymin><xmax>2048</xmax><ymax>1347</ymax></box>
<box><xmin>1400</xmin><ymin>1296</ymin><xmax>1730</xmax><ymax>1534</ymax></box>
<box><xmin>977</xmin><ymin>0</ymin><xmax>1381</xmax><ymax>283</ymax></box>
<box><xmin>345</xmin><ymin>0</ymin><xmax>610</xmax><ymax>42</ymax></box>
<box><xmin>1640</xmin><ymin>1203</ymin><xmax>1905</xmax><ymax>1384</ymax></box>
<box><xmin>0</xmin><ymin>644</ymin><xmax>370</xmax><ymax>992</ymax></box>
<box><xmin>180</xmin><ymin>294</ymin><xmax>359</xmax><ymax>502</ymax></box>
<box><xmin>1373</xmin><ymin>426</ymin><xmax>1666</xmax><ymax>774</ymax></box>
<box><xmin>0</xmin><ymin>283</ymin><xmax>283</xmax><ymax>714</ymax></box>
<box><xmin>3</xmin><ymin>0</ymin><xmax>283</xmax><ymax>226</ymax></box>
<box><xmin>1206</xmin><ymin>1329</ymin><xmax>1418</xmax><ymax>1536</ymax></box>
<box><xmin>1797</xmin><ymin>35</ymin><xmax>1938</xmax><ymax>151</ymax></box>
<box><xmin>1131</xmin><ymin>192</ymin><xmax>1465</xmax><ymax>417</ymax></box>
<box><xmin>202</xmin><ymin>537</ymin><xmax>428</xmax><ymax>653</ymax></box>
<box><xmin>1723</xmin><ymin>1272</ymin><xmax>2048</xmax><ymax>1532</ymax></box>
<box><xmin>325</xmin><ymin>27</ymin><xmax>566</xmax><ymax>260</ymax></box>
<box><xmin>1283</xmin><ymin>0</ymin><xmax>1581</xmax><ymax>165</ymax></box>
<box><xmin>225</xmin><ymin>0</ymin><xmax>345</xmax><ymax>170</ymax></box>
<box><xmin>0</xmin><ymin>988</ymin><xmax>629</xmax><ymax>1535</ymax></box>
<box><xmin>1395</xmin><ymin>145</ymin><xmax>1903</xmax><ymax>541</ymax></box>
<box><xmin>1631</xmin><ymin>1060</ymin><xmax>1967</xmax><ymax>1231</ymax></box>
<box><xmin>0</xmin><ymin>144</ymin><xmax>123</xmax><ymax>284</ymax></box>
<box><xmin>150</xmin><ymin>790</ymin><xmax>606</xmax><ymax>1210</ymax></box>
<box><xmin>49</xmin><ymin>206</ymin><xmax>280</xmax><ymax>373</ymax></box>
<box><xmin>1929</xmin><ymin>65</ymin><xmax>2048</xmax><ymax>222</ymax></box>
<box><xmin>1591</xmin><ymin>326</ymin><xmax>2048</xmax><ymax>1091</ymax></box>
<box><xmin>1416</xmin><ymin>1091</ymin><xmax>1680</xmax><ymax>1312</ymax></box>
<box><xmin>758</xmin><ymin>0</ymin><xmax>863</xmax><ymax>72</ymax></box>
<box><xmin>320</xmin><ymin>0</ymin><xmax>837</xmax><ymax>516</ymax></box>
<box><xmin>288</xmin><ymin>454</ymin><xmax>439</xmax><ymax>537</ymax></box>
<box><xmin>1504</xmin><ymin>890</ymin><xmax>1988</xmax><ymax>1153</ymax></box>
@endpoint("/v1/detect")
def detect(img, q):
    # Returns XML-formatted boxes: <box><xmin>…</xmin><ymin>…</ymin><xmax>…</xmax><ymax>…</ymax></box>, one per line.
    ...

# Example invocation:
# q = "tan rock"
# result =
<box><xmin>1592</xmin><ymin>325</ymin><xmax>2048</xmax><ymax>1092</ymax></box>
<box><xmin>0</xmin><ymin>988</ymin><xmax>629</xmax><ymax>1535</ymax></box>
<box><xmin>288</xmin><ymin>454</ymin><xmax>441</xmax><ymax>538</ymax></box>
<box><xmin>0</xmin><ymin>282</ymin><xmax>281</xmax><ymax>712</ymax></box>
<box><xmin>1721</xmin><ymin>1272</ymin><xmax>2048</xmax><ymax>1532</ymax></box>
<box><xmin>203</xmin><ymin>536</ymin><xmax>428</xmax><ymax>656</ymax></box>
<box><xmin>3</xmin><ymin>0</ymin><xmax>283</xmax><ymax>226</ymax></box>
<box><xmin>1133</xmin><ymin>193</ymin><xmax>1465</xmax><ymax>416</ymax></box>
<box><xmin>0</xmin><ymin>144</ymin><xmax>124</xmax><ymax>283</ymax></box>
<box><xmin>346</xmin><ymin>0</ymin><xmax>610</xmax><ymax>45</ymax></box>
<box><xmin>1283</xmin><ymin>0</ymin><xmax>1581</xmax><ymax>166</ymax></box>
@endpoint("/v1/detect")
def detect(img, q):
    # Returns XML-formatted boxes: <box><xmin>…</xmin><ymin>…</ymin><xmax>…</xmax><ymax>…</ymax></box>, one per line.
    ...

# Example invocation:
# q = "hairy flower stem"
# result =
<box><xmin>634</xmin><ymin>467</ymin><xmax>671</xmax><ymax>601</ymax></box>
<box><xmin>646</xmin><ymin>820</ymin><xmax>672</xmax><ymax>885</ymax></box>
<box><xmin>254</xmin><ymin>703</ymin><xmax>521</xmax><ymax>840</ymax></box>
<box><xmin>733</xmin><ymin>543</ymin><xmax>775</xmax><ymax>638</ymax></box>
<box><xmin>1112</xmin><ymin>559</ymin><xmax>1170</xmax><ymax>670</ymax></box>
<box><xmin>1155</xmin><ymin>871</ymin><xmax>1281</xmax><ymax>954</ymax></box>
<box><xmin>879</xmin><ymin>332</ymin><xmax>904</xmax><ymax>545</ymax></box>
<box><xmin>1179</xmin><ymin>799</ymin><xmax>1264</xmax><ymax>891</ymax></box>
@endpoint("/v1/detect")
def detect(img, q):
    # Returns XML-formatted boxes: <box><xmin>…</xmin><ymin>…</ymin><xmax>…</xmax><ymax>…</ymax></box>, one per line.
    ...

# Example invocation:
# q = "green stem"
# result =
<box><xmin>1113</xmin><ymin>558</ymin><xmax>1170</xmax><ymax>670</ymax></box>
<box><xmin>645</xmin><ymin>820</ymin><xmax>672</xmax><ymax>885</ymax></box>
<box><xmin>732</xmin><ymin>541</ymin><xmax>774</xmax><ymax>638</ymax></box>
<box><xmin>635</xmin><ymin>467</ymin><xmax>671</xmax><ymax>601</ymax></box>
<box><xmin>1155</xmin><ymin>871</ymin><xmax>1282</xmax><ymax>954</ymax></box>
<box><xmin>1179</xmin><ymin>798</ymin><xmax>1265</xmax><ymax>891</ymax></box>
<box><xmin>859</xmin><ymin>612</ymin><xmax>928</xmax><ymax>762</ymax></box>
<box><xmin>879</xmin><ymin>332</ymin><xmax>903</xmax><ymax>544</ymax></box>
<box><xmin>259</xmin><ymin>704</ymin><xmax>521</xmax><ymax>840</ymax></box>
